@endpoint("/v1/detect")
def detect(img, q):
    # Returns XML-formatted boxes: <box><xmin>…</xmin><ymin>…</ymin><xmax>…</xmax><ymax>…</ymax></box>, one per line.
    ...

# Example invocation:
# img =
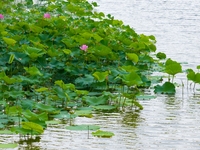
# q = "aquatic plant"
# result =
<box><xmin>0</xmin><ymin>0</ymin><xmax>180</xmax><ymax>146</ymax></box>
<box><xmin>186</xmin><ymin>66</ymin><xmax>200</xmax><ymax>90</ymax></box>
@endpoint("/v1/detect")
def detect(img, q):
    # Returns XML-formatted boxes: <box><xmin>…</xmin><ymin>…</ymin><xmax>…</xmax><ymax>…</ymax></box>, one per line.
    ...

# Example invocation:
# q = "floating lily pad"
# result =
<box><xmin>0</xmin><ymin>130</ymin><xmax>15</xmax><ymax>135</ymax></box>
<box><xmin>66</xmin><ymin>125</ymin><xmax>100</xmax><ymax>131</ymax></box>
<box><xmin>75</xmin><ymin>110</ymin><xmax>93</xmax><ymax>118</ymax></box>
<box><xmin>136</xmin><ymin>95</ymin><xmax>156</xmax><ymax>100</ymax></box>
<box><xmin>52</xmin><ymin>111</ymin><xmax>77</xmax><ymax>119</ymax></box>
<box><xmin>92</xmin><ymin>105</ymin><xmax>116</xmax><ymax>111</ymax></box>
<box><xmin>92</xmin><ymin>130</ymin><xmax>114</xmax><ymax>138</ymax></box>
<box><xmin>45</xmin><ymin>120</ymin><xmax>62</xmax><ymax>125</ymax></box>
<box><xmin>0</xmin><ymin>143</ymin><xmax>18</xmax><ymax>148</ymax></box>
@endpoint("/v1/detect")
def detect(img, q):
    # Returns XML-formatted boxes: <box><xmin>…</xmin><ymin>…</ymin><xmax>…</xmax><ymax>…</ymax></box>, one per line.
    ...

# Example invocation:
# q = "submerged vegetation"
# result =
<box><xmin>0</xmin><ymin>0</ymin><xmax>199</xmax><ymax>148</ymax></box>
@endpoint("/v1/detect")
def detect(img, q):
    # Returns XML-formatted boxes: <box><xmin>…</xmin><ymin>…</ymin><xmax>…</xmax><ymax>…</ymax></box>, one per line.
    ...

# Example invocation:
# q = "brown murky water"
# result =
<box><xmin>2</xmin><ymin>0</ymin><xmax>200</xmax><ymax>149</ymax></box>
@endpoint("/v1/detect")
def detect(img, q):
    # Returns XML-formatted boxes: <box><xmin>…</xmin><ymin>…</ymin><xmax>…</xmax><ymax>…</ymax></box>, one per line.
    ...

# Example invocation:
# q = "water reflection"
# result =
<box><xmin>18</xmin><ymin>136</ymin><xmax>41</xmax><ymax>150</ymax></box>
<box><xmin>164</xmin><ymin>96</ymin><xmax>182</xmax><ymax>108</ymax></box>
<box><xmin>121</xmin><ymin>110</ymin><xmax>144</xmax><ymax>128</ymax></box>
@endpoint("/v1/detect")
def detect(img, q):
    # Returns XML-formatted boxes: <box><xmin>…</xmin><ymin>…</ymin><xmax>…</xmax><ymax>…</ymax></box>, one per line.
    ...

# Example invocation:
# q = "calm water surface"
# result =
<box><xmin>2</xmin><ymin>0</ymin><xmax>200</xmax><ymax>149</ymax></box>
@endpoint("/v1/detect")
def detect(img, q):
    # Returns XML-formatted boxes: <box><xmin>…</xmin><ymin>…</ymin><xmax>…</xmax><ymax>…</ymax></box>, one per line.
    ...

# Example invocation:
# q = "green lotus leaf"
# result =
<box><xmin>30</xmin><ymin>41</ymin><xmax>48</xmax><ymax>49</ymax></box>
<box><xmin>120</xmin><ymin>65</ymin><xmax>138</xmax><ymax>72</ymax></box>
<box><xmin>55</xmin><ymin>80</ymin><xmax>66</xmax><ymax>89</ymax></box>
<box><xmin>75</xmin><ymin>74</ymin><xmax>94</xmax><ymax>86</ymax></box>
<box><xmin>22</xmin><ymin>110</ymin><xmax>48</xmax><ymax>122</ymax></box>
<box><xmin>126</xmin><ymin>53</ymin><xmax>139</xmax><ymax>63</ymax></box>
<box><xmin>92</xmin><ymin>2</ymin><xmax>98</xmax><ymax>7</ymax></box>
<box><xmin>29</xmin><ymin>25</ymin><xmax>43</xmax><ymax>33</ymax></box>
<box><xmin>112</xmin><ymin>19</ymin><xmax>123</xmax><ymax>26</ymax></box>
<box><xmin>92</xmin><ymin>105</ymin><xmax>116</xmax><ymax>111</ymax></box>
<box><xmin>62</xmin><ymin>38</ymin><xmax>76</xmax><ymax>48</ymax></box>
<box><xmin>0</xmin><ymin>124</ymin><xmax>4</xmax><ymax>129</ymax></box>
<box><xmin>52</xmin><ymin>111</ymin><xmax>77</xmax><ymax>119</ymax></box>
<box><xmin>121</xmin><ymin>71</ymin><xmax>143</xmax><ymax>86</ymax></box>
<box><xmin>66</xmin><ymin>125</ymin><xmax>100</xmax><ymax>131</ymax></box>
<box><xmin>13</xmin><ymin>52</ymin><xmax>30</xmax><ymax>64</ymax></box>
<box><xmin>24</xmin><ymin>66</ymin><xmax>43</xmax><ymax>76</ymax></box>
<box><xmin>10</xmin><ymin>126</ymin><xmax>36</xmax><ymax>135</ymax></box>
<box><xmin>22</xmin><ymin>110</ymin><xmax>38</xmax><ymax>121</ymax></box>
<box><xmin>92</xmin><ymin>33</ymin><xmax>103</xmax><ymax>42</ymax></box>
<box><xmin>35</xmin><ymin>103</ymin><xmax>57</xmax><ymax>113</ymax></box>
<box><xmin>4</xmin><ymin>90</ymin><xmax>24</xmax><ymax>98</ymax></box>
<box><xmin>37</xmin><ymin>20</ymin><xmax>49</xmax><ymax>28</ymax></box>
<box><xmin>24</xmin><ymin>46</ymin><xmax>45</xmax><ymax>59</ymax></box>
<box><xmin>30</xmin><ymin>52</ymin><xmax>43</xmax><ymax>60</ymax></box>
<box><xmin>75</xmin><ymin>109</ymin><xmax>93</xmax><ymax>118</ymax></box>
<box><xmin>80</xmin><ymin>32</ymin><xmax>92</xmax><ymax>39</ymax></box>
<box><xmin>63</xmin><ymin>49</ymin><xmax>71</xmax><ymax>55</ymax></box>
<box><xmin>194</xmin><ymin>73</ymin><xmax>200</xmax><ymax>84</ymax></box>
<box><xmin>6</xmin><ymin>105</ymin><xmax>22</xmax><ymax>116</ymax></box>
<box><xmin>75</xmin><ymin>90</ymin><xmax>89</xmax><ymax>96</ymax></box>
<box><xmin>21</xmin><ymin>100</ymin><xmax>36</xmax><ymax>110</ymax></box>
<box><xmin>0</xmin><ymin>143</ymin><xmax>18</xmax><ymax>148</ymax></box>
<box><xmin>3</xmin><ymin>37</ymin><xmax>17</xmax><ymax>46</ymax></box>
<box><xmin>21</xmin><ymin>122</ymin><xmax>44</xmax><ymax>134</ymax></box>
<box><xmin>45</xmin><ymin>120</ymin><xmax>62</xmax><ymax>125</ymax></box>
<box><xmin>53</xmin><ymin>86</ymin><xmax>66</xmax><ymax>99</ymax></box>
<box><xmin>0</xmin><ymin>118</ymin><xmax>8</xmax><ymax>124</ymax></box>
<box><xmin>148</xmin><ymin>44</ymin><xmax>157</xmax><ymax>52</ymax></box>
<box><xmin>35</xmin><ymin>87</ymin><xmax>49</xmax><ymax>92</ymax></box>
<box><xmin>93</xmin><ymin>71</ymin><xmax>109</xmax><ymax>82</ymax></box>
<box><xmin>136</xmin><ymin>95</ymin><xmax>157</xmax><ymax>100</ymax></box>
<box><xmin>186</xmin><ymin>69</ymin><xmax>195</xmax><ymax>81</ymax></box>
<box><xmin>165</xmin><ymin>58</ymin><xmax>182</xmax><ymax>76</ymax></box>
<box><xmin>149</xmin><ymin>35</ymin><xmax>156</xmax><ymax>41</ymax></box>
<box><xmin>1</xmin><ymin>76</ymin><xmax>22</xmax><ymax>85</ymax></box>
<box><xmin>139</xmin><ymin>54</ymin><xmax>154</xmax><ymax>63</ymax></box>
<box><xmin>0</xmin><ymin>130</ymin><xmax>15</xmax><ymax>135</ymax></box>
<box><xmin>156</xmin><ymin>52</ymin><xmax>166</xmax><ymax>59</ymax></box>
<box><xmin>47</xmin><ymin>48</ymin><xmax>59</xmax><ymax>57</ymax></box>
<box><xmin>91</xmin><ymin>44</ymin><xmax>112</xmax><ymax>57</ymax></box>
<box><xmin>92</xmin><ymin>130</ymin><xmax>114</xmax><ymax>138</ymax></box>
<box><xmin>64</xmin><ymin>83</ymin><xmax>75</xmax><ymax>91</ymax></box>
<box><xmin>154</xmin><ymin>82</ymin><xmax>176</xmax><ymax>94</ymax></box>
<box><xmin>83</xmin><ymin>95</ymin><xmax>108</xmax><ymax>106</ymax></box>
<box><xmin>0</xmin><ymin>71</ymin><xmax>6</xmax><ymax>78</ymax></box>
<box><xmin>25</xmin><ymin>46</ymin><xmax>42</xmax><ymax>54</ymax></box>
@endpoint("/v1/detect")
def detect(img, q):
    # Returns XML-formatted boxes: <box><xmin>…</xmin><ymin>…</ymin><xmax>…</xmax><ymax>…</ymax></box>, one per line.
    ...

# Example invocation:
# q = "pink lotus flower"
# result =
<box><xmin>80</xmin><ymin>44</ymin><xmax>88</xmax><ymax>51</ymax></box>
<box><xmin>0</xmin><ymin>14</ymin><xmax>4</xmax><ymax>19</ymax></box>
<box><xmin>44</xmin><ymin>13</ymin><xmax>51</xmax><ymax>18</ymax></box>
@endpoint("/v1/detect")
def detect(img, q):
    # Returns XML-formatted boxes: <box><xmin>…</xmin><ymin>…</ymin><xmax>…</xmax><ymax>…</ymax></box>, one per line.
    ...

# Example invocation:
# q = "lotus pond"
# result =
<box><xmin>1</xmin><ymin>0</ymin><xmax>200</xmax><ymax>149</ymax></box>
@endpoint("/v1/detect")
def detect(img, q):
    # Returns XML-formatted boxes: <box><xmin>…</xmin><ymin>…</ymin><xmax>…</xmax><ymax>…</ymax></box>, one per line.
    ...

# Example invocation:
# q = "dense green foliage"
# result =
<box><xmin>1</xmin><ymin>0</ymin><xmax>198</xmax><ymax>144</ymax></box>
